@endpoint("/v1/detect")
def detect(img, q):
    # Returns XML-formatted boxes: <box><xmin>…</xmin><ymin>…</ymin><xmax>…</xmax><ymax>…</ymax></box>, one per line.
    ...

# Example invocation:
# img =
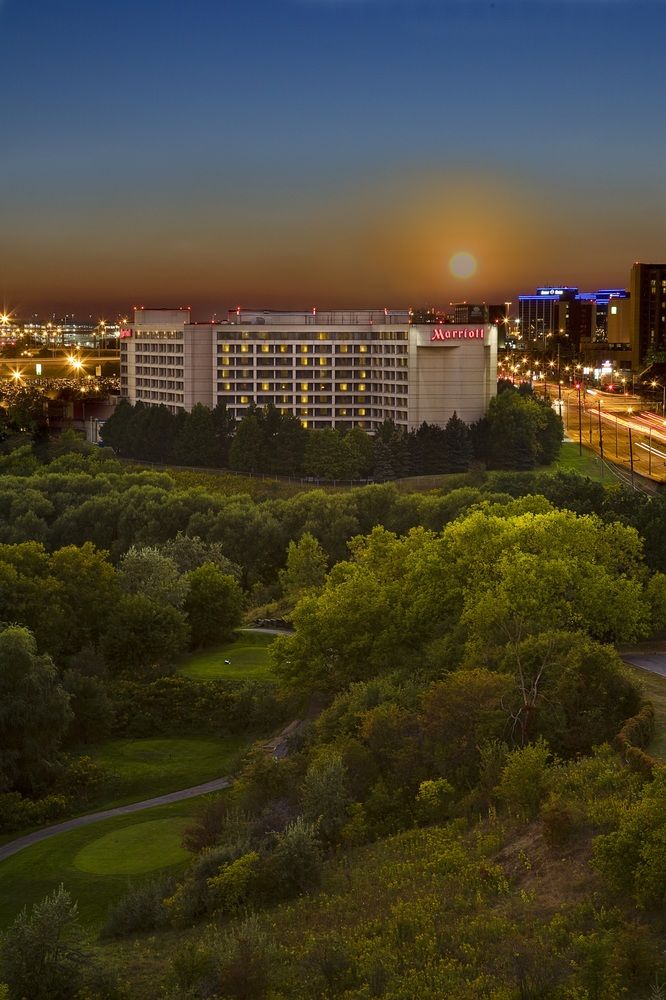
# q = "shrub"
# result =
<box><xmin>496</xmin><ymin>739</ymin><xmax>552</xmax><ymax>819</ymax></box>
<box><xmin>207</xmin><ymin>852</ymin><xmax>263</xmax><ymax>914</ymax></box>
<box><xmin>101</xmin><ymin>876</ymin><xmax>175</xmax><ymax>939</ymax></box>
<box><xmin>415</xmin><ymin>778</ymin><xmax>455</xmax><ymax>825</ymax></box>
<box><xmin>269</xmin><ymin>816</ymin><xmax>323</xmax><ymax>898</ymax></box>
<box><xmin>0</xmin><ymin>885</ymin><xmax>115</xmax><ymax>1000</ymax></box>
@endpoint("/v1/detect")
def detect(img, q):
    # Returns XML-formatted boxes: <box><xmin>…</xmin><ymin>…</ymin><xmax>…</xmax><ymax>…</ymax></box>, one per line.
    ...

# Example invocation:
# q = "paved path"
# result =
<box><xmin>620</xmin><ymin>653</ymin><xmax>666</xmax><ymax>678</ymax></box>
<box><xmin>0</xmin><ymin>776</ymin><xmax>232</xmax><ymax>863</ymax></box>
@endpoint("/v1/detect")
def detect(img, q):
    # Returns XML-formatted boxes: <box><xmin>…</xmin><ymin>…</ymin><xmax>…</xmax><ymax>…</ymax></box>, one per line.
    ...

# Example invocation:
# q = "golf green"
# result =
<box><xmin>73</xmin><ymin>817</ymin><xmax>191</xmax><ymax>875</ymax></box>
<box><xmin>179</xmin><ymin>630</ymin><xmax>277</xmax><ymax>681</ymax></box>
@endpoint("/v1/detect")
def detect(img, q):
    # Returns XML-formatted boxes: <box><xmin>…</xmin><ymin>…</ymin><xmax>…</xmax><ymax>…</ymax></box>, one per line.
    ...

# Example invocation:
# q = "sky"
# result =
<box><xmin>1</xmin><ymin>0</ymin><xmax>665</xmax><ymax>317</ymax></box>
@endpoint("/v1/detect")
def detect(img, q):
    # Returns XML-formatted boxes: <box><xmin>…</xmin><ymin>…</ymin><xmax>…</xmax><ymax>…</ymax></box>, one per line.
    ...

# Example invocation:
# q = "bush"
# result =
<box><xmin>0</xmin><ymin>792</ymin><xmax>70</xmax><ymax>834</ymax></box>
<box><xmin>171</xmin><ymin>915</ymin><xmax>274</xmax><ymax>1000</ymax></box>
<box><xmin>415</xmin><ymin>778</ymin><xmax>454</xmax><ymax>825</ymax></box>
<box><xmin>496</xmin><ymin>739</ymin><xmax>552</xmax><ymax>819</ymax></box>
<box><xmin>0</xmin><ymin>885</ymin><xmax>117</xmax><ymax>1000</ymax></box>
<box><xmin>206</xmin><ymin>852</ymin><xmax>263</xmax><ymax>914</ymax></box>
<box><xmin>269</xmin><ymin>816</ymin><xmax>323</xmax><ymax>898</ymax></box>
<box><xmin>101</xmin><ymin>876</ymin><xmax>175</xmax><ymax>939</ymax></box>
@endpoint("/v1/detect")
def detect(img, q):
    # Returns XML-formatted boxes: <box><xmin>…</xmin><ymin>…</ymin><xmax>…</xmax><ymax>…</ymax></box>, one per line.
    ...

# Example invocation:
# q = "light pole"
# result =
<box><xmin>651</xmin><ymin>380</ymin><xmax>665</xmax><ymax>416</ymax></box>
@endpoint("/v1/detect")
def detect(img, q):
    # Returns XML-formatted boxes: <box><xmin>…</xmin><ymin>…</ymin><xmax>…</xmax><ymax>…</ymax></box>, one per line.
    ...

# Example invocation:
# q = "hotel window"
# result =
<box><xmin>240</xmin><ymin>395</ymin><xmax>249</xmax><ymax>404</ymax></box>
<box><xmin>262</xmin><ymin>382</ymin><xmax>270</xmax><ymax>391</ymax></box>
<box><xmin>261</xmin><ymin>344</ymin><xmax>270</xmax><ymax>353</ymax></box>
<box><xmin>301</xmin><ymin>345</ymin><xmax>309</xmax><ymax>353</ymax></box>
<box><xmin>301</xmin><ymin>382</ymin><xmax>308</xmax><ymax>391</ymax></box>
<box><xmin>318</xmin><ymin>358</ymin><xmax>328</xmax><ymax>366</ymax></box>
<box><xmin>240</xmin><ymin>345</ymin><xmax>250</xmax><ymax>353</ymax></box>
<box><xmin>279</xmin><ymin>345</ymin><xmax>289</xmax><ymax>353</ymax></box>
<box><xmin>339</xmin><ymin>383</ymin><xmax>348</xmax><ymax>391</ymax></box>
<box><xmin>301</xmin><ymin>395</ymin><xmax>308</xmax><ymax>404</ymax></box>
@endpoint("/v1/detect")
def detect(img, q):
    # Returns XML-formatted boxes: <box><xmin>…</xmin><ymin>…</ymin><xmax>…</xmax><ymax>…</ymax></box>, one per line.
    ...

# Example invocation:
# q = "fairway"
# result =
<box><xmin>89</xmin><ymin>735</ymin><xmax>246</xmax><ymax>806</ymax></box>
<box><xmin>179</xmin><ymin>630</ymin><xmax>277</xmax><ymax>681</ymax></box>
<box><xmin>0</xmin><ymin>799</ymin><xmax>198</xmax><ymax>929</ymax></box>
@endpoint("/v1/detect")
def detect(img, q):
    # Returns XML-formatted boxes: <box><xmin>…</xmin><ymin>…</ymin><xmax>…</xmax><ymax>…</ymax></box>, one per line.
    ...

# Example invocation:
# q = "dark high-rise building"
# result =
<box><xmin>630</xmin><ymin>263</ymin><xmax>666</xmax><ymax>369</ymax></box>
<box><xmin>518</xmin><ymin>286</ymin><xmax>594</xmax><ymax>354</ymax></box>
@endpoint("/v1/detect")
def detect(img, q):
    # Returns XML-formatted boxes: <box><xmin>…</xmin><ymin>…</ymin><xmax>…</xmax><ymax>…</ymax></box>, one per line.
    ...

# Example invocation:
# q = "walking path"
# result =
<box><xmin>0</xmin><ymin>776</ymin><xmax>232</xmax><ymax>863</ymax></box>
<box><xmin>620</xmin><ymin>651</ymin><xmax>666</xmax><ymax>679</ymax></box>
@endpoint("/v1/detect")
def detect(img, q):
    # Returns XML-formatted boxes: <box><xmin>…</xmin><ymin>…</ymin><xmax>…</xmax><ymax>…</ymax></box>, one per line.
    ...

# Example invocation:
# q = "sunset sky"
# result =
<box><xmin>1</xmin><ymin>0</ymin><xmax>665</xmax><ymax>317</ymax></box>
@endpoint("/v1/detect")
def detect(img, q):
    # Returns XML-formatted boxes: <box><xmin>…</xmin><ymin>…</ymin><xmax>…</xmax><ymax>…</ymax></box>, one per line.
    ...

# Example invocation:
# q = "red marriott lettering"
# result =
<box><xmin>430</xmin><ymin>327</ymin><xmax>485</xmax><ymax>341</ymax></box>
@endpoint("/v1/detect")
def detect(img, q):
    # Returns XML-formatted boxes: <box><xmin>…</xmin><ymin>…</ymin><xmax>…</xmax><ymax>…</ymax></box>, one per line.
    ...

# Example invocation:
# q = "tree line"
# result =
<box><xmin>100</xmin><ymin>384</ymin><xmax>563</xmax><ymax>479</ymax></box>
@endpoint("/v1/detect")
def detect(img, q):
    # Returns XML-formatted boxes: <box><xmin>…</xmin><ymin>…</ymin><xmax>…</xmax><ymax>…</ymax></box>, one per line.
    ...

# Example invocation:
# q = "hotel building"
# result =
<box><xmin>120</xmin><ymin>307</ymin><xmax>498</xmax><ymax>431</ymax></box>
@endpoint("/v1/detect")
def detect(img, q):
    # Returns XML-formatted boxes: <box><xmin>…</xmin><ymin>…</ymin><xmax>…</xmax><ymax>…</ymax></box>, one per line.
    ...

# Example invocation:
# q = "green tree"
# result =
<box><xmin>0</xmin><ymin>885</ymin><xmax>108</xmax><ymax>1000</ymax></box>
<box><xmin>173</xmin><ymin>403</ymin><xmax>219</xmax><ymax>467</ymax></box>
<box><xmin>442</xmin><ymin>412</ymin><xmax>473</xmax><ymax>472</ymax></box>
<box><xmin>302</xmin><ymin>754</ymin><xmax>351</xmax><ymax>842</ymax></box>
<box><xmin>496</xmin><ymin>738</ymin><xmax>552</xmax><ymax>818</ymax></box>
<box><xmin>229</xmin><ymin>409</ymin><xmax>265</xmax><ymax>473</ymax></box>
<box><xmin>343</xmin><ymin>427</ymin><xmax>374</xmax><ymax>479</ymax></box>
<box><xmin>303</xmin><ymin>429</ymin><xmax>349</xmax><ymax>480</ymax></box>
<box><xmin>278</xmin><ymin>532</ymin><xmax>328</xmax><ymax>600</ymax></box>
<box><xmin>0</xmin><ymin>627</ymin><xmax>71</xmax><ymax>794</ymax></box>
<box><xmin>270</xmin><ymin>817</ymin><xmax>323</xmax><ymax>896</ymax></box>
<box><xmin>101</xmin><ymin>594</ymin><xmax>189</xmax><ymax>672</ymax></box>
<box><xmin>61</xmin><ymin>669</ymin><xmax>113</xmax><ymax>746</ymax></box>
<box><xmin>118</xmin><ymin>545</ymin><xmax>188</xmax><ymax>608</ymax></box>
<box><xmin>184</xmin><ymin>563</ymin><xmax>244</xmax><ymax>648</ymax></box>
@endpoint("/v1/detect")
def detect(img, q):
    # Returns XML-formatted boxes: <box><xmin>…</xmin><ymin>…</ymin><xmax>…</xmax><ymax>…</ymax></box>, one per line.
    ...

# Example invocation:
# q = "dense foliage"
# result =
<box><xmin>100</xmin><ymin>388</ymin><xmax>562</xmax><ymax>479</ymax></box>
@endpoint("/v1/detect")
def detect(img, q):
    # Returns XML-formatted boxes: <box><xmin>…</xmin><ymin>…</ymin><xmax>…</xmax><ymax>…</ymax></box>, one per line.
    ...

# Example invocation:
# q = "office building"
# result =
<box><xmin>629</xmin><ymin>263</ymin><xmax>666</xmax><ymax>370</ymax></box>
<box><xmin>518</xmin><ymin>286</ymin><xmax>596</xmax><ymax>353</ymax></box>
<box><xmin>120</xmin><ymin>307</ymin><xmax>498</xmax><ymax>431</ymax></box>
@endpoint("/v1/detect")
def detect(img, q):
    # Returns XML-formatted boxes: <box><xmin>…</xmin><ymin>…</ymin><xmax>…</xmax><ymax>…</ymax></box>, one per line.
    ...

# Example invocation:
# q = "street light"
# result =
<box><xmin>651</xmin><ymin>380</ymin><xmax>665</xmax><ymax>416</ymax></box>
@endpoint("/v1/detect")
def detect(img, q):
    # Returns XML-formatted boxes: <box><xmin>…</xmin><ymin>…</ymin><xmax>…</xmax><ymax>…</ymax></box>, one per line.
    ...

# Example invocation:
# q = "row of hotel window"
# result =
<box><xmin>216</xmin><ymin>397</ymin><xmax>407</xmax><ymax>410</ymax></box>
<box><xmin>217</xmin><ymin>331</ymin><xmax>410</xmax><ymax>342</ymax></box>
<box><xmin>217</xmin><ymin>344</ymin><xmax>408</xmax><ymax>354</ymax></box>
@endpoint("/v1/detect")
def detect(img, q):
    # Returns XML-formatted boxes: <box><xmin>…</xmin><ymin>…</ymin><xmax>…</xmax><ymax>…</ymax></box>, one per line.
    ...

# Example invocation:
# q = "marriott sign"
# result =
<box><xmin>430</xmin><ymin>327</ymin><xmax>485</xmax><ymax>341</ymax></box>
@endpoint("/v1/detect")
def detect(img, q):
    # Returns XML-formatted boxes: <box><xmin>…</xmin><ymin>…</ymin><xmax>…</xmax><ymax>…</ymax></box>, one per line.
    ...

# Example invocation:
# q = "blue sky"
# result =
<box><xmin>1</xmin><ymin>0</ymin><xmax>665</xmax><ymax>314</ymax></box>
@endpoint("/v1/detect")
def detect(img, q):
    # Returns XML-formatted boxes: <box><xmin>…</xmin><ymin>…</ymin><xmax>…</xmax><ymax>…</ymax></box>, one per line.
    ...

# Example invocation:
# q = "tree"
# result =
<box><xmin>184</xmin><ymin>564</ymin><xmax>244</xmax><ymax>648</ymax></box>
<box><xmin>442</xmin><ymin>412</ymin><xmax>473</xmax><ymax>472</ymax></box>
<box><xmin>0</xmin><ymin>885</ymin><xmax>109</xmax><ymax>1000</ymax></box>
<box><xmin>343</xmin><ymin>427</ymin><xmax>374</xmax><ymax>480</ymax></box>
<box><xmin>229</xmin><ymin>409</ymin><xmax>265</xmax><ymax>473</ymax></box>
<box><xmin>212</xmin><ymin>401</ymin><xmax>236</xmax><ymax>466</ymax></box>
<box><xmin>173</xmin><ymin>403</ymin><xmax>219</xmax><ymax>467</ymax></box>
<box><xmin>301</xmin><ymin>755</ymin><xmax>351</xmax><ymax>842</ymax></box>
<box><xmin>496</xmin><ymin>738</ymin><xmax>552</xmax><ymax>819</ymax></box>
<box><xmin>101</xmin><ymin>594</ymin><xmax>189</xmax><ymax>672</ymax></box>
<box><xmin>303</xmin><ymin>429</ymin><xmax>348</xmax><ymax>480</ymax></box>
<box><xmin>0</xmin><ymin>627</ymin><xmax>71</xmax><ymax>794</ymax></box>
<box><xmin>61</xmin><ymin>669</ymin><xmax>113</xmax><ymax>746</ymax></box>
<box><xmin>278</xmin><ymin>532</ymin><xmax>328</xmax><ymax>599</ymax></box>
<box><xmin>118</xmin><ymin>545</ymin><xmax>188</xmax><ymax>608</ymax></box>
<box><xmin>159</xmin><ymin>532</ymin><xmax>241</xmax><ymax>579</ymax></box>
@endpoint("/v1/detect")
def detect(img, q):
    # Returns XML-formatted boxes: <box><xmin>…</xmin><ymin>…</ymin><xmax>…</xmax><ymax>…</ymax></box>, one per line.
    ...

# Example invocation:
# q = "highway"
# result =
<box><xmin>543</xmin><ymin>382</ymin><xmax>666</xmax><ymax>485</ymax></box>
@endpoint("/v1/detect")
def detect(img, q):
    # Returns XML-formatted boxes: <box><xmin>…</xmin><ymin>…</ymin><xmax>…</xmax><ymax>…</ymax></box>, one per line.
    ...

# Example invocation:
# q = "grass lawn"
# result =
<box><xmin>626</xmin><ymin>665</ymin><xmax>666</xmax><ymax>762</ymax></box>
<box><xmin>88</xmin><ymin>735</ymin><xmax>247</xmax><ymax>806</ymax></box>
<box><xmin>179</xmin><ymin>630</ymin><xmax>277</xmax><ymax>682</ymax></box>
<box><xmin>0</xmin><ymin>799</ymin><xmax>199</xmax><ymax>930</ymax></box>
<box><xmin>549</xmin><ymin>441</ymin><xmax>605</xmax><ymax>481</ymax></box>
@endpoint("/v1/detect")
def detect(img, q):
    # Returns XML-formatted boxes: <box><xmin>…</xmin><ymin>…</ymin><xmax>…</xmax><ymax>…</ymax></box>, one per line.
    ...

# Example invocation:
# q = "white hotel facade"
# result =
<box><xmin>120</xmin><ymin>307</ymin><xmax>498</xmax><ymax>431</ymax></box>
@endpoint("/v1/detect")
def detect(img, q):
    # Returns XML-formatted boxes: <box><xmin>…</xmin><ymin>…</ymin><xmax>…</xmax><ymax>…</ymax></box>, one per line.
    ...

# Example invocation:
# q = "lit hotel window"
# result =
<box><xmin>301</xmin><ymin>395</ymin><xmax>308</xmax><ymax>403</ymax></box>
<box><xmin>301</xmin><ymin>419</ymin><xmax>308</xmax><ymax>428</ymax></box>
<box><xmin>222</xmin><ymin>344</ymin><xmax>230</xmax><ymax>353</ymax></box>
<box><xmin>359</xmin><ymin>345</ymin><xmax>368</xmax><ymax>353</ymax></box>
<box><xmin>358</xmin><ymin>383</ymin><xmax>365</xmax><ymax>391</ymax></box>
<box><xmin>339</xmin><ymin>383</ymin><xmax>348</xmax><ymax>391</ymax></box>
<box><xmin>261</xmin><ymin>345</ymin><xmax>270</xmax><ymax>353</ymax></box>
<box><xmin>262</xmin><ymin>382</ymin><xmax>270</xmax><ymax>391</ymax></box>
<box><xmin>301</xmin><ymin>382</ymin><xmax>308</xmax><ymax>391</ymax></box>
<box><xmin>301</xmin><ymin>345</ymin><xmax>309</xmax><ymax>353</ymax></box>
<box><xmin>358</xmin><ymin>408</ymin><xmax>366</xmax><ymax>416</ymax></box>
<box><xmin>241</xmin><ymin>345</ymin><xmax>250</xmax><ymax>353</ymax></box>
<box><xmin>319</xmin><ymin>358</ymin><xmax>327</xmax><ymax>366</ymax></box>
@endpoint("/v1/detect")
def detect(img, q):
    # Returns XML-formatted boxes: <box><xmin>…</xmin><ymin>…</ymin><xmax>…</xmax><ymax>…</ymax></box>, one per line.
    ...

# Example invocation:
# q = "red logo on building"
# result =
<box><xmin>430</xmin><ymin>327</ymin><xmax>485</xmax><ymax>341</ymax></box>
<box><xmin>119</xmin><ymin>328</ymin><xmax>132</xmax><ymax>339</ymax></box>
